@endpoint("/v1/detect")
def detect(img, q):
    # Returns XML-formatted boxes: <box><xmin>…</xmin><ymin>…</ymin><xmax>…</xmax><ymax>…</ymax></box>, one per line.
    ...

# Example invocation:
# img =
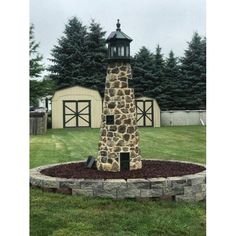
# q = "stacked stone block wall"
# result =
<box><xmin>30</xmin><ymin>161</ymin><xmax>206</xmax><ymax>202</ymax></box>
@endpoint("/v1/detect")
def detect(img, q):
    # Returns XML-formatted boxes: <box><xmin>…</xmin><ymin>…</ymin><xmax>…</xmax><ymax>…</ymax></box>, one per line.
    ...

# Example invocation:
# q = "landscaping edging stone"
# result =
<box><xmin>30</xmin><ymin>160</ymin><xmax>206</xmax><ymax>202</ymax></box>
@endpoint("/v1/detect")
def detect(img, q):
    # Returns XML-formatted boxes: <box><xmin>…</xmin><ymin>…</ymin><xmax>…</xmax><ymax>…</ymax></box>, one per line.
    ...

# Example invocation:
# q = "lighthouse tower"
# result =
<box><xmin>96</xmin><ymin>20</ymin><xmax>142</xmax><ymax>172</ymax></box>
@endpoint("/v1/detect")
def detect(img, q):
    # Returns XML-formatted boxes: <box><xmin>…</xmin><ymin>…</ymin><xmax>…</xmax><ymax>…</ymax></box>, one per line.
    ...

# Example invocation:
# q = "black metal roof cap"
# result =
<box><xmin>106</xmin><ymin>19</ymin><xmax>133</xmax><ymax>42</ymax></box>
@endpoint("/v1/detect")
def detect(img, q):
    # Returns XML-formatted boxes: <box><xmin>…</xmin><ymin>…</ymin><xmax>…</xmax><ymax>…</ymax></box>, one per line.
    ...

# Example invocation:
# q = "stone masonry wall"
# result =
<box><xmin>96</xmin><ymin>62</ymin><xmax>142</xmax><ymax>172</ymax></box>
<box><xmin>30</xmin><ymin>161</ymin><xmax>206</xmax><ymax>202</ymax></box>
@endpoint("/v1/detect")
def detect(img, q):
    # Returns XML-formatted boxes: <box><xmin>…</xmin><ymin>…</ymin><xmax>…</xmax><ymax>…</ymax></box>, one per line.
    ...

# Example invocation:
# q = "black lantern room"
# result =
<box><xmin>106</xmin><ymin>19</ymin><xmax>132</xmax><ymax>61</ymax></box>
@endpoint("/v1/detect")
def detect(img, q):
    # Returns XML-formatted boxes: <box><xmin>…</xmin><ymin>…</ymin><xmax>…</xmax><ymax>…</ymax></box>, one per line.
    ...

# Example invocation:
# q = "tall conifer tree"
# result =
<box><xmin>131</xmin><ymin>47</ymin><xmax>155</xmax><ymax>97</ymax></box>
<box><xmin>48</xmin><ymin>18</ymin><xmax>107</xmax><ymax>94</ymax></box>
<box><xmin>180</xmin><ymin>32</ymin><xmax>206</xmax><ymax>109</ymax></box>
<box><xmin>161</xmin><ymin>50</ymin><xmax>181</xmax><ymax>110</ymax></box>
<box><xmin>152</xmin><ymin>45</ymin><xmax>165</xmax><ymax>106</ymax></box>
<box><xmin>29</xmin><ymin>24</ymin><xmax>45</xmax><ymax>106</ymax></box>
<box><xmin>30</xmin><ymin>24</ymin><xmax>44</xmax><ymax>78</ymax></box>
<box><xmin>84</xmin><ymin>20</ymin><xmax>107</xmax><ymax>95</ymax></box>
<box><xmin>30</xmin><ymin>76</ymin><xmax>56</xmax><ymax>106</ymax></box>
<box><xmin>48</xmin><ymin>17</ymin><xmax>88</xmax><ymax>88</ymax></box>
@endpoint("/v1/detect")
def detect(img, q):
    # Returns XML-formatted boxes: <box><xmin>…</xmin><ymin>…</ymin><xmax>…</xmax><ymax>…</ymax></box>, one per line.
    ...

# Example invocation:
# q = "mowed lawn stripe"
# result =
<box><xmin>139</xmin><ymin>126</ymin><xmax>205</xmax><ymax>164</ymax></box>
<box><xmin>30</xmin><ymin>126</ymin><xmax>205</xmax><ymax>168</ymax></box>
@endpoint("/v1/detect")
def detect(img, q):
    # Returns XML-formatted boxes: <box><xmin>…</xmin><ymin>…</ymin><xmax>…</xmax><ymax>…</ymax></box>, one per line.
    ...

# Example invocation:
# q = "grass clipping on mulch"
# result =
<box><xmin>41</xmin><ymin>160</ymin><xmax>205</xmax><ymax>180</ymax></box>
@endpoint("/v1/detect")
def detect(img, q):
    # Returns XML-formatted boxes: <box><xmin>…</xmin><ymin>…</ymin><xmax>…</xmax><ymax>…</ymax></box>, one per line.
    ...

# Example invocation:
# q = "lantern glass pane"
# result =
<box><xmin>111</xmin><ymin>46</ymin><xmax>116</xmax><ymax>57</ymax></box>
<box><xmin>118</xmin><ymin>47</ymin><xmax>121</xmax><ymax>56</ymax></box>
<box><xmin>121</xmin><ymin>46</ymin><xmax>124</xmax><ymax>56</ymax></box>
<box><xmin>111</xmin><ymin>47</ymin><xmax>113</xmax><ymax>57</ymax></box>
<box><xmin>126</xmin><ymin>46</ymin><xmax>129</xmax><ymax>56</ymax></box>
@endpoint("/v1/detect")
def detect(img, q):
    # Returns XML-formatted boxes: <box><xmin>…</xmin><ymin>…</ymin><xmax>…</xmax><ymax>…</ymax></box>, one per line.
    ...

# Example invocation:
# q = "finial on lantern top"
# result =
<box><xmin>116</xmin><ymin>19</ymin><xmax>121</xmax><ymax>31</ymax></box>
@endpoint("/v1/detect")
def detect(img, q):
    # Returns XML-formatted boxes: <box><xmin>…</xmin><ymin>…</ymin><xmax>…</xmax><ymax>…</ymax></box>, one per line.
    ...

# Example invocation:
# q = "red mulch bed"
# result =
<box><xmin>41</xmin><ymin>160</ymin><xmax>205</xmax><ymax>179</ymax></box>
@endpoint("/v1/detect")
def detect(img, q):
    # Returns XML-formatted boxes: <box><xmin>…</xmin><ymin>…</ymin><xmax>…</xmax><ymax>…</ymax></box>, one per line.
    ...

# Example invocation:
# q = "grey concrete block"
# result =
<box><xmin>163</xmin><ymin>180</ymin><xmax>174</xmax><ymax>195</ymax></box>
<box><xmin>163</xmin><ymin>188</ymin><xmax>174</xmax><ymax>196</ymax></box>
<box><xmin>72</xmin><ymin>188</ymin><xmax>93</xmax><ymax>197</ymax></box>
<box><xmin>172</xmin><ymin>185</ymin><xmax>185</xmax><ymax>195</ymax></box>
<box><xmin>117</xmin><ymin>188</ymin><xmax>141</xmax><ymax>198</ymax></box>
<box><xmin>103</xmin><ymin>179</ymin><xmax>127</xmax><ymax>190</ymax></box>
<box><xmin>186</xmin><ymin>175</ymin><xmax>205</xmax><ymax>185</ymax></box>
<box><xmin>168</xmin><ymin>177</ymin><xmax>187</xmax><ymax>195</ymax></box>
<box><xmin>127</xmin><ymin>179</ymin><xmax>150</xmax><ymax>189</ymax></box>
<box><xmin>30</xmin><ymin>175</ymin><xmax>42</xmax><ymax>186</ymax></box>
<box><xmin>80</xmin><ymin>179</ymin><xmax>104</xmax><ymax>189</ymax></box>
<box><xmin>184</xmin><ymin>186</ymin><xmax>193</xmax><ymax>195</ymax></box>
<box><xmin>201</xmin><ymin>184</ymin><xmax>206</xmax><ymax>192</ymax></box>
<box><xmin>60</xmin><ymin>179</ymin><xmax>84</xmax><ymax>189</ymax></box>
<box><xmin>148</xmin><ymin>177</ymin><xmax>166</xmax><ymax>183</ymax></box>
<box><xmin>41</xmin><ymin>177</ymin><xmax>60</xmax><ymax>188</ymax></box>
<box><xmin>195</xmin><ymin>192</ymin><xmax>206</xmax><ymax>201</ymax></box>
<box><xmin>94</xmin><ymin>189</ymin><xmax>117</xmax><ymax>198</ymax></box>
<box><xmin>140</xmin><ymin>189</ymin><xmax>163</xmax><ymax>198</ymax></box>
<box><xmin>168</xmin><ymin>176</ymin><xmax>187</xmax><ymax>185</ymax></box>
<box><xmin>192</xmin><ymin>184</ymin><xmax>203</xmax><ymax>193</ymax></box>
<box><xmin>148</xmin><ymin>177</ymin><xmax>167</xmax><ymax>189</ymax></box>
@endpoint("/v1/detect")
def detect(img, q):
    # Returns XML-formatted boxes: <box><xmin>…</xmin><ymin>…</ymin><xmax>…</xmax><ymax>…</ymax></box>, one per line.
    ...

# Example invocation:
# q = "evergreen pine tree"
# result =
<box><xmin>30</xmin><ymin>76</ymin><xmax>56</xmax><ymax>107</ymax></box>
<box><xmin>84</xmin><ymin>19</ymin><xmax>107</xmax><ymax>95</ymax></box>
<box><xmin>48</xmin><ymin>17</ymin><xmax>88</xmax><ymax>88</ymax></box>
<box><xmin>30</xmin><ymin>24</ymin><xmax>44</xmax><ymax>78</ymax></box>
<box><xmin>131</xmin><ymin>47</ymin><xmax>155</xmax><ymax>97</ymax></box>
<box><xmin>29</xmin><ymin>24</ymin><xmax>45</xmax><ymax>106</ymax></box>
<box><xmin>151</xmin><ymin>45</ymin><xmax>165</xmax><ymax>106</ymax></box>
<box><xmin>180</xmin><ymin>32</ymin><xmax>206</xmax><ymax>109</ymax></box>
<box><xmin>161</xmin><ymin>50</ymin><xmax>181</xmax><ymax>110</ymax></box>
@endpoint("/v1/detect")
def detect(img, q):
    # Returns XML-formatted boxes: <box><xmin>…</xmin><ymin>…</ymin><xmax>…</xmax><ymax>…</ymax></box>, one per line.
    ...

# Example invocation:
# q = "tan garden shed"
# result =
<box><xmin>135</xmin><ymin>96</ymin><xmax>161</xmax><ymax>127</ymax></box>
<box><xmin>52</xmin><ymin>86</ymin><xmax>102</xmax><ymax>129</ymax></box>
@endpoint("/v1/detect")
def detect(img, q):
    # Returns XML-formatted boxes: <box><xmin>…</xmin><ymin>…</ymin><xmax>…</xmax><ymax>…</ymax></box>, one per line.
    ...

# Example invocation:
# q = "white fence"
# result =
<box><xmin>161</xmin><ymin>110</ymin><xmax>206</xmax><ymax>126</ymax></box>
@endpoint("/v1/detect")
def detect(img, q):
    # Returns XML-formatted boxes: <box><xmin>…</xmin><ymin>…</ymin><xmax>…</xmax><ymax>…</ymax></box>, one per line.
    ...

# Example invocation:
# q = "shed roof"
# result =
<box><xmin>52</xmin><ymin>85</ymin><xmax>102</xmax><ymax>101</ymax></box>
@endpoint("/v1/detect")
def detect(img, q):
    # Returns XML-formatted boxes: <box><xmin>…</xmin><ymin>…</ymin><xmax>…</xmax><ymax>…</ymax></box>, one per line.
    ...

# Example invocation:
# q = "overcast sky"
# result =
<box><xmin>30</xmin><ymin>0</ymin><xmax>205</xmax><ymax>74</ymax></box>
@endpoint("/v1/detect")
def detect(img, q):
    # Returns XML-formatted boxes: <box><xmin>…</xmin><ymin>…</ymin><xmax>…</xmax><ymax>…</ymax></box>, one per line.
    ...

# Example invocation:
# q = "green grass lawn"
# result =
<box><xmin>30</xmin><ymin>126</ymin><xmax>206</xmax><ymax>236</ymax></box>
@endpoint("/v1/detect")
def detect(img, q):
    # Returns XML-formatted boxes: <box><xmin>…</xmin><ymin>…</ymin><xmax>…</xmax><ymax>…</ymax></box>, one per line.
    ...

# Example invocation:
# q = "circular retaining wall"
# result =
<box><xmin>30</xmin><ymin>160</ymin><xmax>206</xmax><ymax>202</ymax></box>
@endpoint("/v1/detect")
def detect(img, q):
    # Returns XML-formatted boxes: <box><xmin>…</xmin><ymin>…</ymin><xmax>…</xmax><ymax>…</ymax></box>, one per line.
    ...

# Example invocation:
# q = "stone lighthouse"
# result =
<box><xmin>96</xmin><ymin>20</ymin><xmax>142</xmax><ymax>172</ymax></box>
